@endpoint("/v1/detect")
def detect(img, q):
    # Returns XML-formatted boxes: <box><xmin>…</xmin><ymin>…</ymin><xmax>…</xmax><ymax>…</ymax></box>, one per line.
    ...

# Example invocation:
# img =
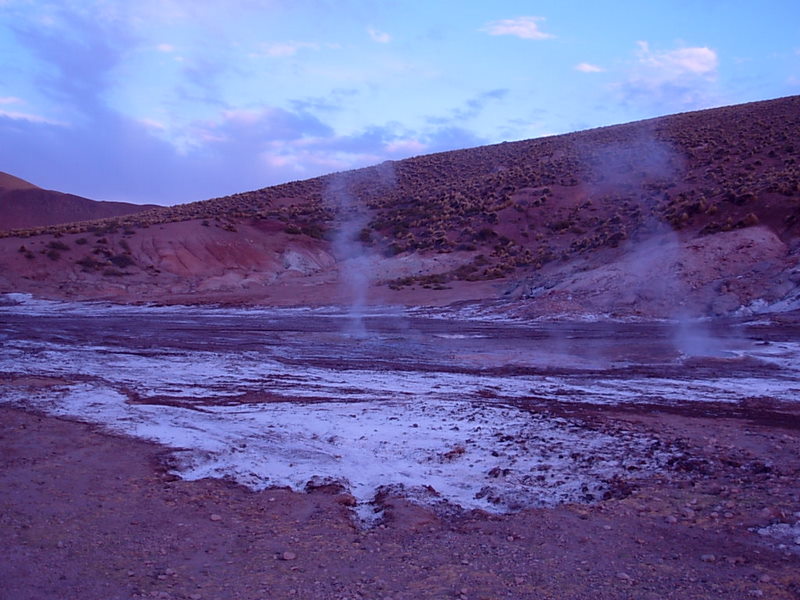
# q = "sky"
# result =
<box><xmin>1</xmin><ymin>1</ymin><xmax>799</xmax><ymax>206</ymax></box>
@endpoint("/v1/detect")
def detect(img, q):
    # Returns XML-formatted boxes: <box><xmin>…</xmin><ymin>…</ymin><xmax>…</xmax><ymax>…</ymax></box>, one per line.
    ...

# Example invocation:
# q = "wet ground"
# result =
<box><xmin>2</xmin><ymin>295</ymin><xmax>800</xmax><ymax>599</ymax></box>
<box><xmin>2</xmin><ymin>295</ymin><xmax>799</xmax><ymax>516</ymax></box>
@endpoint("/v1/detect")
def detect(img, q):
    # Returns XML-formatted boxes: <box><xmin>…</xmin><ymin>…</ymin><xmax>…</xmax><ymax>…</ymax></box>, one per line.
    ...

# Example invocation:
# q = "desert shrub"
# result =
<box><xmin>740</xmin><ymin>212</ymin><xmax>760</xmax><ymax>227</ymax></box>
<box><xmin>47</xmin><ymin>240</ymin><xmax>70</xmax><ymax>251</ymax></box>
<box><xmin>547</xmin><ymin>219</ymin><xmax>573</xmax><ymax>232</ymax></box>
<box><xmin>475</xmin><ymin>227</ymin><xmax>496</xmax><ymax>241</ymax></box>
<box><xmin>46</xmin><ymin>249</ymin><xmax>61</xmax><ymax>261</ymax></box>
<box><xmin>77</xmin><ymin>256</ymin><xmax>103</xmax><ymax>270</ymax></box>
<box><xmin>302</xmin><ymin>223</ymin><xmax>327</xmax><ymax>239</ymax></box>
<box><xmin>358</xmin><ymin>227</ymin><xmax>373</xmax><ymax>244</ymax></box>
<box><xmin>75</xmin><ymin>237</ymin><xmax>88</xmax><ymax>245</ymax></box>
<box><xmin>109</xmin><ymin>254</ymin><xmax>135</xmax><ymax>268</ymax></box>
<box><xmin>384</xmin><ymin>243</ymin><xmax>404</xmax><ymax>257</ymax></box>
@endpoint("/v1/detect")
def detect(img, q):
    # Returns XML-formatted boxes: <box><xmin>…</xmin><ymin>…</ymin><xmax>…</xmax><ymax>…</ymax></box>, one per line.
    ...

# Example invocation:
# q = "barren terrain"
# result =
<box><xmin>2</xmin><ymin>96</ymin><xmax>800</xmax><ymax>599</ymax></box>
<box><xmin>2</xmin><ymin>297</ymin><xmax>800</xmax><ymax>599</ymax></box>
<box><xmin>0</xmin><ymin>172</ymin><xmax>157</xmax><ymax>231</ymax></box>
<box><xmin>1</xmin><ymin>96</ymin><xmax>799</xmax><ymax>317</ymax></box>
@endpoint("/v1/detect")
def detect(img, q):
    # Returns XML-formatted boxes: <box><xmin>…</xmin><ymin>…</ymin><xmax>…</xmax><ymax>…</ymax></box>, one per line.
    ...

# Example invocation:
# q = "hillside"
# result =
<box><xmin>0</xmin><ymin>172</ymin><xmax>158</xmax><ymax>231</ymax></box>
<box><xmin>1</xmin><ymin>96</ymin><xmax>799</xmax><ymax>316</ymax></box>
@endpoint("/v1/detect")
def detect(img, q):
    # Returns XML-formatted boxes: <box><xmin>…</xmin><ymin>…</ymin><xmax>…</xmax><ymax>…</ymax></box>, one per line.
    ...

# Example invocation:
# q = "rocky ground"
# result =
<box><xmin>3</xmin><ymin>95</ymin><xmax>800</xmax><ymax>600</ymax></box>
<box><xmin>2</xmin><ymin>397</ymin><xmax>799</xmax><ymax>600</ymax></box>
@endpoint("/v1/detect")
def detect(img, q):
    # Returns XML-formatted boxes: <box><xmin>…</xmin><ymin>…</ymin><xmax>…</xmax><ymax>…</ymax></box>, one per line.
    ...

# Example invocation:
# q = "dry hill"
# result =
<box><xmin>0</xmin><ymin>172</ymin><xmax>158</xmax><ymax>231</ymax></box>
<box><xmin>1</xmin><ymin>96</ymin><xmax>799</xmax><ymax>317</ymax></box>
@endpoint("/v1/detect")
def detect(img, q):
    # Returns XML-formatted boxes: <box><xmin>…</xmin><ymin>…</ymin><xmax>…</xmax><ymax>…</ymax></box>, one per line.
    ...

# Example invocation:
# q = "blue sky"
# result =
<box><xmin>1</xmin><ymin>1</ymin><xmax>798</xmax><ymax>205</ymax></box>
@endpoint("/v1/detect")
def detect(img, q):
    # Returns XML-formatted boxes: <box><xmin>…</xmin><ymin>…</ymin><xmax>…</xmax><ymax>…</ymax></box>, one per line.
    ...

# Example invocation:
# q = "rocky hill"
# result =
<box><xmin>0</xmin><ymin>172</ymin><xmax>158</xmax><ymax>231</ymax></box>
<box><xmin>1</xmin><ymin>96</ymin><xmax>799</xmax><ymax>317</ymax></box>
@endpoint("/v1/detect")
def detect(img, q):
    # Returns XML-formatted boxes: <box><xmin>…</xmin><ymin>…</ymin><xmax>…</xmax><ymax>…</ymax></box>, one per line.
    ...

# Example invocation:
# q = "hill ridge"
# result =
<box><xmin>0</xmin><ymin>95</ymin><xmax>798</xmax><ymax>316</ymax></box>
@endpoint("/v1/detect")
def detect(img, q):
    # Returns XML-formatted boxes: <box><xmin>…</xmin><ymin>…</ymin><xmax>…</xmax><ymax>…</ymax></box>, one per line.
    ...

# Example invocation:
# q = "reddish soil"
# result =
<box><xmin>2</xmin><ymin>96</ymin><xmax>799</xmax><ymax>317</ymax></box>
<box><xmin>2</xmin><ymin>96</ymin><xmax>800</xmax><ymax>600</ymax></box>
<box><xmin>0</xmin><ymin>171</ymin><xmax>157</xmax><ymax>231</ymax></box>
<box><xmin>3</xmin><ymin>399</ymin><xmax>800</xmax><ymax>600</ymax></box>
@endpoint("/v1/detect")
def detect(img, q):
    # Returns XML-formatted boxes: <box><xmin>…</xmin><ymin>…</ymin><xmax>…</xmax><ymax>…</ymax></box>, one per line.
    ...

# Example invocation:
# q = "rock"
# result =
<box><xmin>616</xmin><ymin>572</ymin><xmax>632</xmax><ymax>582</ymax></box>
<box><xmin>665</xmin><ymin>515</ymin><xmax>678</xmax><ymax>524</ymax></box>
<box><xmin>209</xmin><ymin>513</ymin><xmax>222</xmax><ymax>522</ymax></box>
<box><xmin>335</xmin><ymin>493</ymin><xmax>357</xmax><ymax>507</ymax></box>
<box><xmin>710</xmin><ymin>293</ymin><xmax>741</xmax><ymax>316</ymax></box>
<box><xmin>304</xmin><ymin>477</ymin><xmax>347</xmax><ymax>495</ymax></box>
<box><xmin>759</xmin><ymin>507</ymin><xmax>776</xmax><ymax>519</ymax></box>
<box><xmin>281</xmin><ymin>551</ymin><xmax>297</xmax><ymax>561</ymax></box>
<box><xmin>700</xmin><ymin>554</ymin><xmax>716</xmax><ymax>563</ymax></box>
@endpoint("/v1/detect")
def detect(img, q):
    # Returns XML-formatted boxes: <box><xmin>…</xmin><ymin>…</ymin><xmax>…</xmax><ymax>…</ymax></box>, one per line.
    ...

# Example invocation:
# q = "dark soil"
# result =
<box><xmin>3</xmin><ymin>401</ymin><xmax>799</xmax><ymax>600</ymax></box>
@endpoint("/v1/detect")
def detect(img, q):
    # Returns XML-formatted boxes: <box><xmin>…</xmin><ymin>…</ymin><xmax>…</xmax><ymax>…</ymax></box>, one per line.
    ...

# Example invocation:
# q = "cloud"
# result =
<box><xmin>367</xmin><ymin>27</ymin><xmax>391</xmax><ymax>44</ymax></box>
<box><xmin>428</xmin><ymin>89</ymin><xmax>509</xmax><ymax>125</ymax></box>
<box><xmin>482</xmin><ymin>16</ymin><xmax>554</xmax><ymax>40</ymax></box>
<box><xmin>385</xmin><ymin>138</ymin><xmax>426</xmax><ymax>154</ymax></box>
<box><xmin>575</xmin><ymin>62</ymin><xmax>605</xmax><ymax>73</ymax></box>
<box><xmin>615</xmin><ymin>42</ymin><xmax>720</xmax><ymax>112</ymax></box>
<box><xmin>197</xmin><ymin>107</ymin><xmax>333</xmax><ymax>144</ymax></box>
<box><xmin>176</xmin><ymin>56</ymin><xmax>234</xmax><ymax>108</ymax></box>
<box><xmin>0</xmin><ymin>109</ymin><xmax>68</xmax><ymax>126</ymax></box>
<box><xmin>9</xmin><ymin>6</ymin><xmax>135</xmax><ymax>112</ymax></box>
<box><xmin>636</xmin><ymin>42</ymin><xmax>718</xmax><ymax>78</ymax></box>
<box><xmin>0</xmin><ymin>96</ymin><xmax>67</xmax><ymax>125</ymax></box>
<box><xmin>0</xmin><ymin>2</ymin><xmax>508</xmax><ymax>205</ymax></box>
<box><xmin>258</xmin><ymin>41</ymin><xmax>321</xmax><ymax>57</ymax></box>
<box><xmin>0</xmin><ymin>97</ymin><xmax>336</xmax><ymax>205</ymax></box>
<box><xmin>290</xmin><ymin>89</ymin><xmax>358</xmax><ymax>114</ymax></box>
<box><xmin>0</xmin><ymin>92</ymin><xmax>493</xmax><ymax>205</ymax></box>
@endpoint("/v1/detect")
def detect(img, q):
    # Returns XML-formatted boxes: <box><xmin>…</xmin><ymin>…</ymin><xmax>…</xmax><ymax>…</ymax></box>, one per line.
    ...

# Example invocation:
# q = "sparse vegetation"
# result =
<box><xmin>1</xmin><ymin>96</ymin><xmax>798</xmax><ymax>286</ymax></box>
<box><xmin>109</xmin><ymin>254</ymin><xmax>135</xmax><ymax>268</ymax></box>
<box><xmin>47</xmin><ymin>240</ymin><xmax>69</xmax><ymax>251</ymax></box>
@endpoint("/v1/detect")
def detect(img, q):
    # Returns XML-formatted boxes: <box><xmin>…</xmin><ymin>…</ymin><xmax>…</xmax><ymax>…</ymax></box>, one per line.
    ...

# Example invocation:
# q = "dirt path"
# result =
<box><xmin>2</xmin><ymin>404</ymin><xmax>799</xmax><ymax>600</ymax></box>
